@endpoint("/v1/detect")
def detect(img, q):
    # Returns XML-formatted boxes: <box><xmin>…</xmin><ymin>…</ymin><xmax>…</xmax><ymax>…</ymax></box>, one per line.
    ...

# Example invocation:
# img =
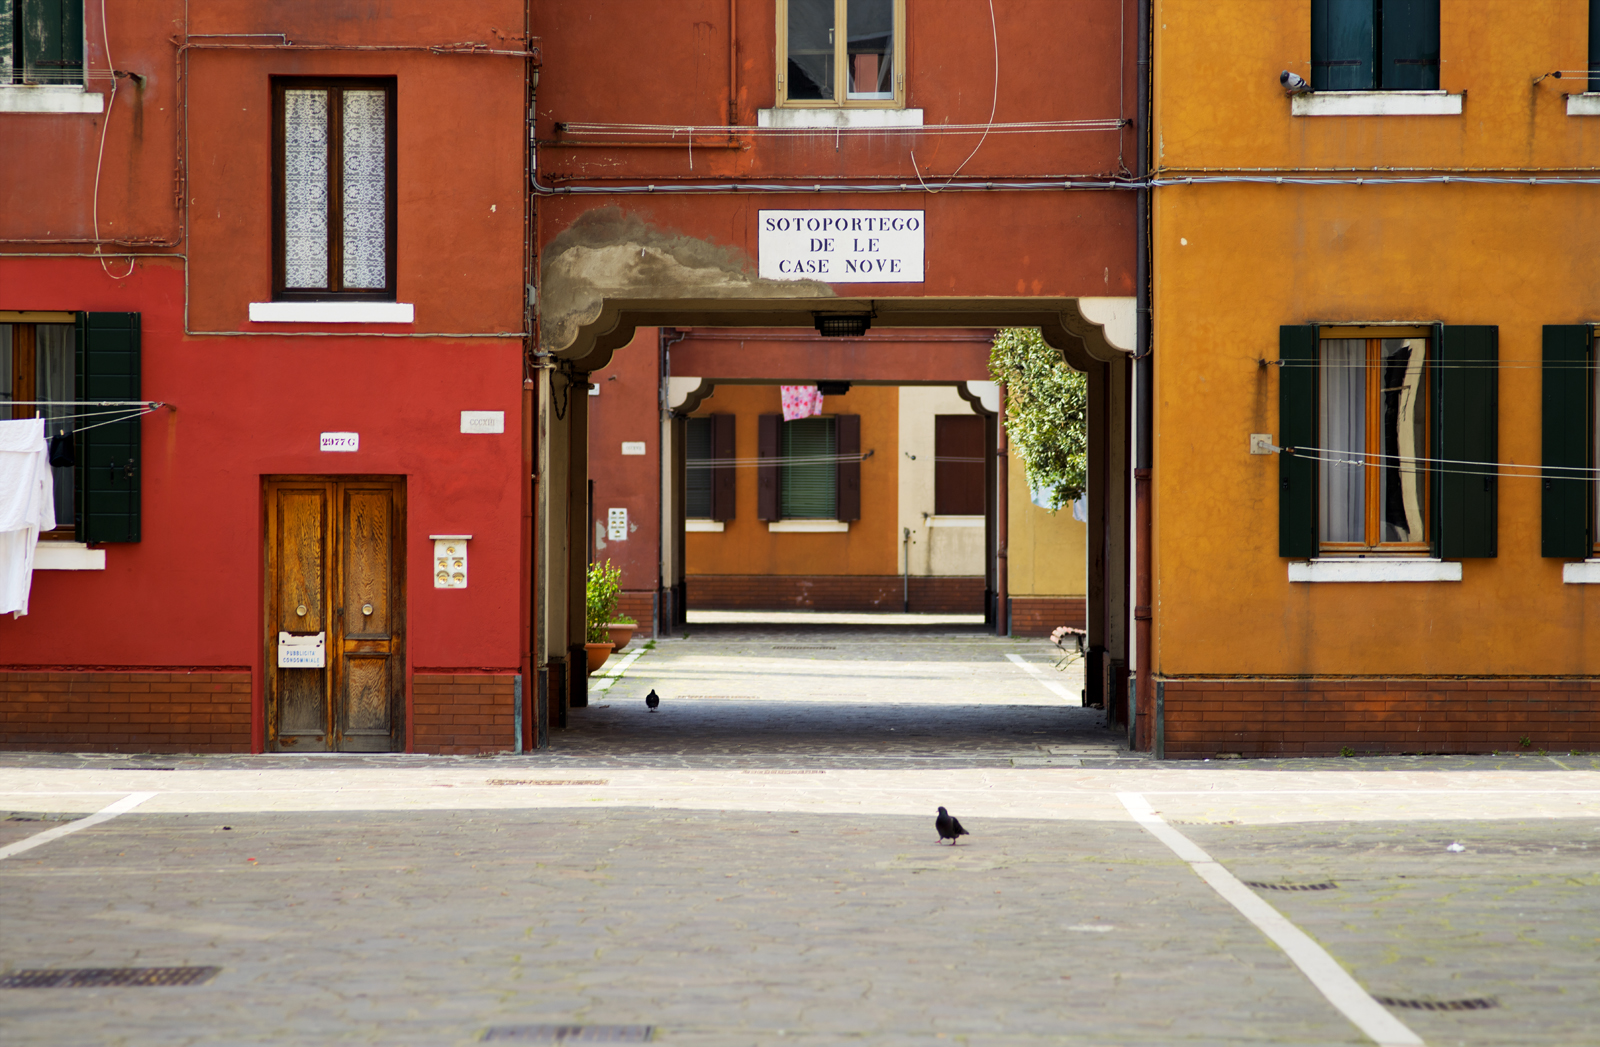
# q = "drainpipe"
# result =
<box><xmin>902</xmin><ymin>526</ymin><xmax>912</xmax><ymax>612</ymax></box>
<box><xmin>1133</xmin><ymin>0</ymin><xmax>1154</xmax><ymax>750</ymax></box>
<box><xmin>728</xmin><ymin>0</ymin><xmax>740</xmax><ymax>125</ymax></box>
<box><xmin>997</xmin><ymin>384</ymin><xmax>1009</xmax><ymax>637</ymax></box>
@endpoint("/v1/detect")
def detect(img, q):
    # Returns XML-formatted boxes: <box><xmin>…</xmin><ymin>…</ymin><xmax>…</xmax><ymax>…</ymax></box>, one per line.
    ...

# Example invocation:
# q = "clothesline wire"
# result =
<box><xmin>686</xmin><ymin>451</ymin><xmax>874</xmax><ymax>469</ymax></box>
<box><xmin>1276</xmin><ymin>360</ymin><xmax>1583</xmax><ymax>370</ymax></box>
<box><xmin>1287</xmin><ymin>445</ymin><xmax>1600</xmax><ymax>480</ymax></box>
<box><xmin>68</xmin><ymin>408</ymin><xmax>158</xmax><ymax>435</ymax></box>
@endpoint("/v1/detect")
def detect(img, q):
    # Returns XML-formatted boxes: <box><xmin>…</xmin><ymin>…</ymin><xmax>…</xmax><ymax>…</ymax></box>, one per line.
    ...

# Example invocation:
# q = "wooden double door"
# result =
<box><xmin>265</xmin><ymin>478</ymin><xmax>405</xmax><ymax>752</ymax></box>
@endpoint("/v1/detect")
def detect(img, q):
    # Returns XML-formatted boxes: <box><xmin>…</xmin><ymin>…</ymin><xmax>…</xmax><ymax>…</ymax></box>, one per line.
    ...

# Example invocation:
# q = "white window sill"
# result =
<box><xmin>1289</xmin><ymin>558</ymin><xmax>1461</xmax><ymax>583</ymax></box>
<box><xmin>0</xmin><ymin>86</ymin><xmax>104</xmax><ymax>114</ymax></box>
<box><xmin>767</xmin><ymin>520</ymin><xmax>850</xmax><ymax>533</ymax></box>
<box><xmin>686</xmin><ymin>519</ymin><xmax>725</xmax><ymax>532</ymax></box>
<box><xmin>1291</xmin><ymin>91</ymin><xmax>1462</xmax><ymax>117</ymax></box>
<box><xmin>249</xmin><ymin>302</ymin><xmax>414</xmax><ymax>324</ymax></box>
<box><xmin>1567</xmin><ymin>94</ymin><xmax>1600</xmax><ymax>116</ymax></box>
<box><xmin>1562</xmin><ymin>559</ymin><xmax>1600</xmax><ymax>583</ymax></box>
<box><xmin>758</xmin><ymin>108</ymin><xmax>923</xmax><ymax>129</ymax></box>
<box><xmin>927</xmin><ymin>515</ymin><xmax>984</xmax><ymax>528</ymax></box>
<box><xmin>34</xmin><ymin>542</ymin><xmax>106</xmax><ymax>570</ymax></box>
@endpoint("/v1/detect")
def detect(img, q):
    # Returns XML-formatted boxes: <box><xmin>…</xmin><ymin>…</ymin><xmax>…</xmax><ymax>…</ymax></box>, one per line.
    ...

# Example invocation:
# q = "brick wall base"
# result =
<box><xmin>617</xmin><ymin>590</ymin><xmax>655</xmax><ymax>637</ymax></box>
<box><xmin>0</xmin><ymin>671</ymin><xmax>252</xmax><ymax>753</ymax></box>
<box><xmin>1009</xmin><ymin>597</ymin><xmax>1087</xmax><ymax>638</ymax></box>
<box><xmin>412</xmin><ymin>673</ymin><xmax>517</xmax><ymax>755</ymax></box>
<box><xmin>1161</xmin><ymin>678</ymin><xmax>1600</xmax><ymax>758</ymax></box>
<box><xmin>688</xmin><ymin>574</ymin><xmax>984</xmax><ymax>613</ymax></box>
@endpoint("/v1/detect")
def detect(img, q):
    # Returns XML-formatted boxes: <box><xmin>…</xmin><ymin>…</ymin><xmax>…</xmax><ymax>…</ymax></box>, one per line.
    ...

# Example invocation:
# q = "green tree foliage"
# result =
<box><xmin>585</xmin><ymin>559</ymin><xmax>623</xmax><ymax>643</ymax></box>
<box><xmin>988</xmin><ymin>328</ymin><xmax>1087</xmax><ymax>510</ymax></box>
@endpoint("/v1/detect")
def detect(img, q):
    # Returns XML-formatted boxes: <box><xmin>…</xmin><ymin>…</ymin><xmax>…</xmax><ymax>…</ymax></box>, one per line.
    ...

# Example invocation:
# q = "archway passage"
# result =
<box><xmin>530</xmin><ymin>300</ymin><xmax>1135</xmax><ymax>750</ymax></box>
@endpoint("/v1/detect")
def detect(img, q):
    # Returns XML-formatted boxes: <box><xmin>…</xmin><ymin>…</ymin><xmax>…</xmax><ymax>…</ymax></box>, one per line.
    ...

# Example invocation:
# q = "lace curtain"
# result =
<box><xmin>1320</xmin><ymin>339</ymin><xmax>1365</xmax><ymax>543</ymax></box>
<box><xmin>283</xmin><ymin>89</ymin><xmax>330</xmax><ymax>290</ymax></box>
<box><xmin>36</xmin><ymin>325</ymin><xmax>75</xmax><ymax>526</ymax></box>
<box><xmin>341</xmin><ymin>90</ymin><xmax>388</xmax><ymax>289</ymax></box>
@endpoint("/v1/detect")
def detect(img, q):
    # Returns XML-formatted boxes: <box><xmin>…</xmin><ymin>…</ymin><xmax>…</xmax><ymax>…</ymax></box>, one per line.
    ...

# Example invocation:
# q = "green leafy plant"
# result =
<box><xmin>1519</xmin><ymin>735</ymin><xmax>1533</xmax><ymax>749</ymax></box>
<box><xmin>612</xmin><ymin>613</ymin><xmax>636</xmax><ymax>625</ymax></box>
<box><xmin>585</xmin><ymin>560</ymin><xmax>623</xmax><ymax>644</ymax></box>
<box><xmin>1339</xmin><ymin>746</ymin><xmax>1356</xmax><ymax>758</ymax></box>
<box><xmin>989</xmin><ymin>327</ymin><xmax>1088</xmax><ymax>511</ymax></box>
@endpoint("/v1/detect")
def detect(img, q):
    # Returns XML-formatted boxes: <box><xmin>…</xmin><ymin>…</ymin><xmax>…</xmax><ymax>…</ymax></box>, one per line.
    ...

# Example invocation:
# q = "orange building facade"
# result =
<box><xmin>1149</xmin><ymin>0</ymin><xmax>1600</xmax><ymax>755</ymax></box>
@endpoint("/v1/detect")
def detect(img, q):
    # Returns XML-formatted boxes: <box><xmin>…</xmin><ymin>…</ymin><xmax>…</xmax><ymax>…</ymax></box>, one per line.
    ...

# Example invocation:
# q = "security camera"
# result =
<box><xmin>1280</xmin><ymin>70</ymin><xmax>1309</xmax><ymax>93</ymax></box>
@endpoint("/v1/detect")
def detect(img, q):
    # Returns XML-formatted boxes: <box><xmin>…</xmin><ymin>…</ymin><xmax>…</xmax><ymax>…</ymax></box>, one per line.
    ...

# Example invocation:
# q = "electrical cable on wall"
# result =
<box><xmin>92</xmin><ymin>0</ymin><xmax>136</xmax><ymax>280</ymax></box>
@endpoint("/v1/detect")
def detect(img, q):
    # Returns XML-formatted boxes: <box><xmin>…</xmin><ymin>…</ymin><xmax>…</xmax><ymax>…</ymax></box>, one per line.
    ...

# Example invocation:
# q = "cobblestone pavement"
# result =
<box><xmin>3</xmin><ymin>625</ymin><xmax>1600</xmax><ymax>1046</ymax></box>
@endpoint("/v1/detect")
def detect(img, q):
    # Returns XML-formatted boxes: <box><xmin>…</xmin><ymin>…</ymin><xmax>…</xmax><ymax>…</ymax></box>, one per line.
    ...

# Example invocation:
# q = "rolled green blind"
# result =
<box><xmin>781</xmin><ymin>417</ymin><xmax>836</xmax><ymax>519</ymax></box>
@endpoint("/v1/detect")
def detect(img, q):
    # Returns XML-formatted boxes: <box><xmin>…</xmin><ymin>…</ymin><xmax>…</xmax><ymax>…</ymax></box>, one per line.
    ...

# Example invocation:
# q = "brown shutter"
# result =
<box><xmin>712</xmin><ymin>413</ymin><xmax>737</xmax><ymax>521</ymax></box>
<box><xmin>935</xmin><ymin>415</ymin><xmax>986</xmax><ymax>515</ymax></box>
<box><xmin>757</xmin><ymin>413</ymin><xmax>781</xmax><ymax>520</ymax></box>
<box><xmin>836</xmin><ymin>414</ymin><xmax>861</xmax><ymax>522</ymax></box>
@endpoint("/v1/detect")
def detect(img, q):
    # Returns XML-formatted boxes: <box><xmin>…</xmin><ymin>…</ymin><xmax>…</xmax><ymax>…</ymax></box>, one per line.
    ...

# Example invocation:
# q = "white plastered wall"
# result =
<box><xmin>897</xmin><ymin>386</ymin><xmax>985</xmax><ymax>576</ymax></box>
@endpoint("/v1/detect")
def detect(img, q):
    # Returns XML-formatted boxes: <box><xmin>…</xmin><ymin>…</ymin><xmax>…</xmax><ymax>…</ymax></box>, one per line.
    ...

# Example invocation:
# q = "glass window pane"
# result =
<box><xmin>846</xmin><ymin>0</ymin><xmax>894</xmax><ymax>99</ymax></box>
<box><xmin>283</xmin><ymin>89</ymin><xmax>330</xmax><ymax>290</ymax></box>
<box><xmin>1379</xmin><ymin>0</ymin><xmax>1439</xmax><ymax>91</ymax></box>
<box><xmin>1320</xmin><ymin>338</ymin><xmax>1366</xmax><ymax>543</ymax></box>
<box><xmin>342</xmin><ymin>89</ymin><xmax>388</xmax><ymax>290</ymax></box>
<box><xmin>686</xmin><ymin>417</ymin><xmax>713</xmax><ymax>519</ymax></box>
<box><xmin>787</xmin><ymin>0</ymin><xmax>835</xmax><ymax>100</ymax></box>
<box><xmin>36</xmin><ymin>324</ymin><xmax>74</xmax><ymax>526</ymax></box>
<box><xmin>1378</xmin><ymin>338</ymin><xmax>1427</xmax><ymax>543</ymax></box>
<box><xmin>1311</xmin><ymin>0</ymin><xmax>1375</xmax><ymax>90</ymax></box>
<box><xmin>781</xmin><ymin>417</ymin><xmax>837</xmax><ymax>519</ymax></box>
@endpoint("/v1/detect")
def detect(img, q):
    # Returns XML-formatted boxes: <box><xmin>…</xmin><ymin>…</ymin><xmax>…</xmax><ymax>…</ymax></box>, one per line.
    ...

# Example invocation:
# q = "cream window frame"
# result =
<box><xmin>776</xmin><ymin>0</ymin><xmax>906</xmax><ymax>110</ymax></box>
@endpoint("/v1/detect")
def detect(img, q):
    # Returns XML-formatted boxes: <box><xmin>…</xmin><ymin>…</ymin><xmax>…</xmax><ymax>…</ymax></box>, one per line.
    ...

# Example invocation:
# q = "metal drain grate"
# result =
<box><xmin>771</xmin><ymin>645</ymin><xmax>836</xmax><ymax>650</ymax></box>
<box><xmin>487</xmin><ymin>780</ymin><xmax>609</xmax><ymax>787</ymax></box>
<box><xmin>1374</xmin><ymin>996</ymin><xmax>1499</xmax><ymax>1012</ymax></box>
<box><xmin>0</xmin><ymin>967</ymin><xmax>221</xmax><ymax>989</ymax></box>
<box><xmin>483</xmin><ymin>1025</ymin><xmax>655</xmax><ymax>1043</ymax></box>
<box><xmin>1243</xmin><ymin>881</ymin><xmax>1338</xmax><ymax>891</ymax></box>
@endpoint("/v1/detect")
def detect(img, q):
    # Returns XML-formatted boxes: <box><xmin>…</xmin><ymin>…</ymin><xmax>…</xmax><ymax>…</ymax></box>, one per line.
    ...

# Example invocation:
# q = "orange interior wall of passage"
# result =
<box><xmin>1152</xmin><ymin>185</ymin><xmax>1600</xmax><ymax>679</ymax></box>
<box><xmin>685</xmin><ymin>385</ymin><xmax>898</xmax><ymax>577</ymax></box>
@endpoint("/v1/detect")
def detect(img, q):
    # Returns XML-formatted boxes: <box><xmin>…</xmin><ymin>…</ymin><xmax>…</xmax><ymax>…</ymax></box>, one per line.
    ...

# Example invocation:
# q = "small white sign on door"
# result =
<box><xmin>758</xmin><ymin>210</ymin><xmax>925</xmax><ymax>283</ymax></box>
<box><xmin>607</xmin><ymin>507</ymin><xmax>629</xmax><ymax>542</ymax></box>
<box><xmin>433</xmin><ymin>537</ymin><xmax>469</xmax><ymax>588</ymax></box>
<box><xmin>621</xmin><ymin>441</ymin><xmax>646</xmax><ymax>455</ymax></box>
<box><xmin>460</xmin><ymin>411</ymin><xmax>505</xmax><ymax>434</ymax></box>
<box><xmin>277</xmin><ymin>631</ymin><xmax>326</xmax><ymax>669</ymax></box>
<box><xmin>320</xmin><ymin>432</ymin><xmax>359</xmax><ymax>452</ymax></box>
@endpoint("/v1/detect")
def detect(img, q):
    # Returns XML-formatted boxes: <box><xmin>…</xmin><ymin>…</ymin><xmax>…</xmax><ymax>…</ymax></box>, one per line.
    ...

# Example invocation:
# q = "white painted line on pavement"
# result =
<box><xmin>0</xmin><ymin>792</ymin><xmax>157</xmax><ymax>861</ymax></box>
<box><xmin>1117</xmin><ymin>792</ymin><xmax>1422</xmax><ymax>1047</ymax></box>
<box><xmin>1004</xmin><ymin>653</ymin><xmax>1078</xmax><ymax>704</ymax></box>
<box><xmin>592</xmin><ymin>647</ymin><xmax>648</xmax><ymax>694</ymax></box>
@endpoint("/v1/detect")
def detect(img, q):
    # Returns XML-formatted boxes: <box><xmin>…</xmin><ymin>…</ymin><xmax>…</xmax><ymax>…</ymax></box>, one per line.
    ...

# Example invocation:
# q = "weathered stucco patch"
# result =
<box><xmin>540</xmin><ymin>208</ymin><xmax>833</xmax><ymax>354</ymax></box>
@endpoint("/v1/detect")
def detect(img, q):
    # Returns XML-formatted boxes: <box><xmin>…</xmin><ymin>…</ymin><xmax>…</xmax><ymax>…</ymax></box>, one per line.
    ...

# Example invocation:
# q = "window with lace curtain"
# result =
<box><xmin>2</xmin><ymin>321</ymin><xmax>76</xmax><ymax>537</ymax></box>
<box><xmin>778</xmin><ymin>0</ymin><xmax>904</xmax><ymax>108</ymax></box>
<box><xmin>272</xmin><ymin>78</ymin><xmax>396</xmax><ymax>300</ymax></box>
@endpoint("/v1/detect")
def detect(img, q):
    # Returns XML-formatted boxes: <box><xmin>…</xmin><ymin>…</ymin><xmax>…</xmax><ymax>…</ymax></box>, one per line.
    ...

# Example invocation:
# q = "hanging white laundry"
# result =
<box><xmin>0</xmin><ymin>418</ymin><xmax>55</xmax><ymax>617</ymax></box>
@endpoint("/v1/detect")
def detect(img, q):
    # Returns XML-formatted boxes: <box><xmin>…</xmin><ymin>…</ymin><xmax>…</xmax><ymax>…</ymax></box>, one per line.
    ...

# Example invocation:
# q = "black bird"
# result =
<box><xmin>935</xmin><ymin>806</ymin><xmax>969</xmax><ymax>845</ymax></box>
<box><xmin>645</xmin><ymin>689</ymin><xmax>660</xmax><ymax>712</ymax></box>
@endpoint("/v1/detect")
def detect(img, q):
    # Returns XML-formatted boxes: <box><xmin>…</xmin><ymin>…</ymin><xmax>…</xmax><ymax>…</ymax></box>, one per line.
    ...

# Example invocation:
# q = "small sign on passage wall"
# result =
<box><xmin>320</xmin><ymin>432</ymin><xmax>359</xmax><ymax>452</ymax></box>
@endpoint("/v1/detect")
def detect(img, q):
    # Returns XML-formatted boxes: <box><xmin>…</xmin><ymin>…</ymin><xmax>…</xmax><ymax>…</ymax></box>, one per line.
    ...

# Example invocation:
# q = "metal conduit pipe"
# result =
<box><xmin>1133</xmin><ymin>0</ymin><xmax>1153</xmax><ymax>752</ymax></box>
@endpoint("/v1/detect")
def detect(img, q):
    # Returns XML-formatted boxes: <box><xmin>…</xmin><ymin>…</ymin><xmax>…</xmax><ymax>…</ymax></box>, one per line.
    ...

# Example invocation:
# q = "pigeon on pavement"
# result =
<box><xmin>645</xmin><ymin>689</ymin><xmax>660</xmax><ymax>712</ymax></box>
<box><xmin>935</xmin><ymin>806</ymin><xmax>969</xmax><ymax>845</ymax></box>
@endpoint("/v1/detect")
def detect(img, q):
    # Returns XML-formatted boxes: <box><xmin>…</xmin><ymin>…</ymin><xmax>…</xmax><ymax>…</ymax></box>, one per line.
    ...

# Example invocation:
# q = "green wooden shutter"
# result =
<box><xmin>21</xmin><ymin>0</ymin><xmax>84</xmax><ymax>84</ymax></box>
<box><xmin>1311</xmin><ymin>0</ymin><xmax>1375</xmax><ymax>90</ymax></box>
<box><xmin>75</xmin><ymin>312</ymin><xmax>141</xmax><ymax>543</ymax></box>
<box><xmin>781</xmin><ymin>418</ymin><xmax>837</xmax><ymax>519</ymax></box>
<box><xmin>1380</xmin><ymin>0</ymin><xmax>1440</xmax><ymax>90</ymax></box>
<box><xmin>684</xmin><ymin>416</ymin><xmax>713</xmax><ymax>519</ymax></box>
<box><xmin>711</xmin><ymin>413</ymin><xmax>736</xmax><ymax>521</ymax></box>
<box><xmin>1433</xmin><ymin>325</ymin><xmax>1497</xmax><ymax>559</ymax></box>
<box><xmin>1279</xmin><ymin>326</ymin><xmax>1319</xmax><ymax>558</ymax></box>
<box><xmin>1591</xmin><ymin>0</ymin><xmax>1600</xmax><ymax>93</ymax></box>
<box><xmin>1542</xmin><ymin>325</ymin><xmax>1591</xmax><ymax>558</ymax></box>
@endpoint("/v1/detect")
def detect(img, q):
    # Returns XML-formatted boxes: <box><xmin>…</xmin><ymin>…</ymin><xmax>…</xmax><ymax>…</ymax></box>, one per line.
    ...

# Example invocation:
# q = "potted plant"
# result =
<box><xmin>607</xmin><ymin>614</ymin><xmax>636</xmax><ymax>652</ymax></box>
<box><xmin>585</xmin><ymin>559</ymin><xmax>622</xmax><ymax>674</ymax></box>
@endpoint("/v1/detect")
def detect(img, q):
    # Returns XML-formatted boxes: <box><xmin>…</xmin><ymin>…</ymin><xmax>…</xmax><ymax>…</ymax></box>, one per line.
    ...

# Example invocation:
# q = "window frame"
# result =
<box><xmin>1309</xmin><ymin>0</ymin><xmax>1440</xmax><ymax>93</ymax></box>
<box><xmin>270</xmin><ymin>76</ymin><xmax>398</xmax><ymax>303</ymax></box>
<box><xmin>1316</xmin><ymin>326</ymin><xmax>1433</xmax><ymax>556</ymax></box>
<box><xmin>1</xmin><ymin>0</ymin><xmax>85</xmax><ymax>87</ymax></box>
<box><xmin>776</xmin><ymin>0</ymin><xmax>906</xmax><ymax>110</ymax></box>
<box><xmin>4</xmin><ymin>316</ymin><xmax>78</xmax><ymax>540</ymax></box>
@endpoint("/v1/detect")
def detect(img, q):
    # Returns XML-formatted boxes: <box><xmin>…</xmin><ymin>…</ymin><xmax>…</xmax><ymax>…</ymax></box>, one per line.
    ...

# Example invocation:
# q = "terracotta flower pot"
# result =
<box><xmin>585</xmin><ymin>642</ymin><xmax>614</xmax><ymax>675</ymax></box>
<box><xmin>606</xmin><ymin>623</ymin><xmax>636</xmax><ymax>651</ymax></box>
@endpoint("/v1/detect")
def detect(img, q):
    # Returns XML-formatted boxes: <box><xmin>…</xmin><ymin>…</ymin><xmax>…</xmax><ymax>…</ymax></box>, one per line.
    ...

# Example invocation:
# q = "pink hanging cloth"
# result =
<box><xmin>780</xmin><ymin>385</ymin><xmax>824</xmax><ymax>422</ymax></box>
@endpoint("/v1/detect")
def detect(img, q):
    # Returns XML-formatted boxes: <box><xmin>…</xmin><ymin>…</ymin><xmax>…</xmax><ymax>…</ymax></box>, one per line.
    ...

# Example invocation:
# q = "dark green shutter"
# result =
<box><xmin>1542</xmin><ymin>325</ymin><xmax>1591</xmax><ymax>558</ymax></box>
<box><xmin>1380</xmin><ymin>0</ymin><xmax>1440</xmax><ymax>90</ymax></box>
<box><xmin>75</xmin><ymin>312</ymin><xmax>141</xmax><ymax>543</ymax></box>
<box><xmin>0</xmin><ymin>3</ymin><xmax>12</xmax><ymax>83</ymax></box>
<box><xmin>684</xmin><ymin>417</ymin><xmax>713</xmax><ymax>519</ymax></box>
<box><xmin>1591</xmin><ymin>0</ymin><xmax>1600</xmax><ymax>93</ymax></box>
<box><xmin>21</xmin><ymin>0</ymin><xmax>84</xmax><ymax>84</ymax></box>
<box><xmin>1279</xmin><ymin>326</ymin><xmax>1319</xmax><ymax>558</ymax></box>
<box><xmin>1433</xmin><ymin>325</ymin><xmax>1497</xmax><ymax>559</ymax></box>
<box><xmin>1311</xmin><ymin>0</ymin><xmax>1375</xmax><ymax>90</ymax></box>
